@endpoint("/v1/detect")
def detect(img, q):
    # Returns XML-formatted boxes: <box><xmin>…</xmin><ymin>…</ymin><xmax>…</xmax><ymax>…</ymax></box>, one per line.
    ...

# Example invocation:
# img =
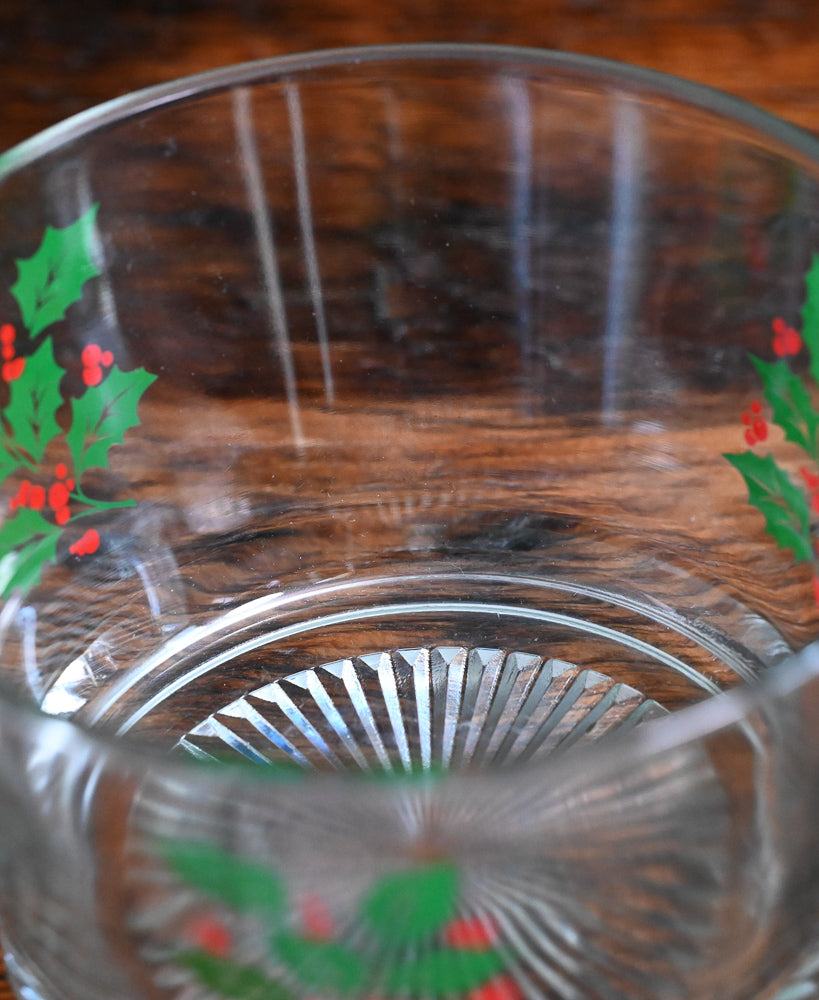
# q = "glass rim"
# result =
<box><xmin>4</xmin><ymin>41</ymin><xmax>819</xmax><ymax>180</ymax></box>
<box><xmin>3</xmin><ymin>41</ymin><xmax>819</xmax><ymax>782</ymax></box>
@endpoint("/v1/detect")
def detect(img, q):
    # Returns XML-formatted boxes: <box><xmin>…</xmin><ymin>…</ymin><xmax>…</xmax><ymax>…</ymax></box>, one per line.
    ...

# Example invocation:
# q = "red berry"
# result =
<box><xmin>0</xmin><ymin>324</ymin><xmax>15</xmax><ymax>346</ymax></box>
<box><xmin>772</xmin><ymin>320</ymin><xmax>803</xmax><ymax>357</ymax></box>
<box><xmin>55</xmin><ymin>463</ymin><xmax>68</xmax><ymax>480</ymax></box>
<box><xmin>55</xmin><ymin>506</ymin><xmax>70</xmax><ymax>526</ymax></box>
<box><xmin>69</xmin><ymin>529</ymin><xmax>100</xmax><ymax>557</ymax></box>
<box><xmin>81</xmin><ymin>344</ymin><xmax>102</xmax><ymax>366</ymax></box>
<box><xmin>2</xmin><ymin>356</ymin><xmax>25</xmax><ymax>382</ymax></box>
<box><xmin>752</xmin><ymin>417</ymin><xmax>768</xmax><ymax>441</ymax></box>
<box><xmin>100</xmin><ymin>349</ymin><xmax>113</xmax><ymax>367</ymax></box>
<box><xmin>744</xmin><ymin>428</ymin><xmax>757</xmax><ymax>447</ymax></box>
<box><xmin>1</xmin><ymin>345</ymin><xmax>14</xmax><ymax>361</ymax></box>
<box><xmin>467</xmin><ymin>975</ymin><xmax>523</xmax><ymax>1000</ymax></box>
<box><xmin>801</xmin><ymin>467</ymin><xmax>819</xmax><ymax>492</ymax></box>
<box><xmin>742</xmin><ymin>411</ymin><xmax>751</xmax><ymax>425</ymax></box>
<box><xmin>185</xmin><ymin>914</ymin><xmax>234</xmax><ymax>958</ymax></box>
<box><xmin>813</xmin><ymin>577</ymin><xmax>819</xmax><ymax>607</ymax></box>
<box><xmin>444</xmin><ymin>915</ymin><xmax>499</xmax><ymax>950</ymax></box>
<box><xmin>299</xmin><ymin>894</ymin><xmax>336</xmax><ymax>941</ymax></box>
<box><xmin>10</xmin><ymin>479</ymin><xmax>31</xmax><ymax>511</ymax></box>
<box><xmin>83</xmin><ymin>364</ymin><xmax>102</xmax><ymax>387</ymax></box>
<box><xmin>750</xmin><ymin>400</ymin><xmax>762</xmax><ymax>415</ymax></box>
<box><xmin>48</xmin><ymin>481</ymin><xmax>70</xmax><ymax>510</ymax></box>
<box><xmin>65</xmin><ymin>478</ymin><xmax>75</xmax><ymax>490</ymax></box>
<box><xmin>28</xmin><ymin>485</ymin><xmax>45</xmax><ymax>510</ymax></box>
<box><xmin>772</xmin><ymin>317</ymin><xmax>786</xmax><ymax>335</ymax></box>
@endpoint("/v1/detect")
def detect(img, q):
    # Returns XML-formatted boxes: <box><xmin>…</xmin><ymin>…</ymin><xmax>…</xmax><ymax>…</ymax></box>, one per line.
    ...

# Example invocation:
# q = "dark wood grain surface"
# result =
<box><xmin>3</xmin><ymin>2</ymin><xmax>819</xmax><ymax>997</ymax></box>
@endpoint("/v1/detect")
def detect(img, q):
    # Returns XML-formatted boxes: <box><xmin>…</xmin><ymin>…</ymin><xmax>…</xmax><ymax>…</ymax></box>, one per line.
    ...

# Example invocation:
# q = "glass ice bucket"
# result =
<box><xmin>0</xmin><ymin>43</ymin><xmax>819</xmax><ymax>1000</ymax></box>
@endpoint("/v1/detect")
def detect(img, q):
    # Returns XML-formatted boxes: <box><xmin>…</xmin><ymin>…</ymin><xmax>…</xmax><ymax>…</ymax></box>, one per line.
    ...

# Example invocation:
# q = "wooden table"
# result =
<box><xmin>3</xmin><ymin>0</ymin><xmax>819</xmax><ymax>996</ymax></box>
<box><xmin>4</xmin><ymin>0</ymin><xmax>819</xmax><ymax>154</ymax></box>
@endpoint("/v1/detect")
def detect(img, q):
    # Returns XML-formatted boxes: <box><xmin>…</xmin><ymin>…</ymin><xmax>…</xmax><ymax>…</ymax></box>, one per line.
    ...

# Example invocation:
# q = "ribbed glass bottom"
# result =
<box><xmin>15</xmin><ymin>573</ymin><xmax>812</xmax><ymax>1000</ymax></box>
<box><xmin>177</xmin><ymin>646</ymin><xmax>669</xmax><ymax>771</ymax></box>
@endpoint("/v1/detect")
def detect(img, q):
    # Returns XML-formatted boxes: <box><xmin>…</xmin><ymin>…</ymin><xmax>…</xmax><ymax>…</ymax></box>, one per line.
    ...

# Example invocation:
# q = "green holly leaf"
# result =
<box><xmin>4</xmin><ymin>338</ymin><xmax>65</xmax><ymax>463</ymax></box>
<box><xmin>162</xmin><ymin>842</ymin><xmax>286</xmax><ymax>919</ymax></box>
<box><xmin>272</xmin><ymin>932</ymin><xmax>366</xmax><ymax>996</ymax></box>
<box><xmin>11</xmin><ymin>205</ymin><xmax>101</xmax><ymax>338</ymax></box>
<box><xmin>0</xmin><ymin>534</ymin><xmax>61</xmax><ymax>600</ymax></box>
<box><xmin>801</xmin><ymin>254</ymin><xmax>819</xmax><ymax>385</ymax></box>
<box><xmin>361</xmin><ymin>862</ymin><xmax>459</xmax><ymax>946</ymax></box>
<box><xmin>0</xmin><ymin>506</ymin><xmax>57</xmax><ymax>555</ymax></box>
<box><xmin>0</xmin><ymin>444</ymin><xmax>22</xmax><ymax>488</ymax></box>
<box><xmin>724</xmin><ymin>450</ymin><xmax>813</xmax><ymax>563</ymax></box>
<box><xmin>179</xmin><ymin>952</ymin><xmax>294</xmax><ymax>1000</ymax></box>
<box><xmin>751</xmin><ymin>355</ymin><xmax>819</xmax><ymax>458</ymax></box>
<box><xmin>0</xmin><ymin>509</ymin><xmax>62</xmax><ymax>599</ymax></box>
<box><xmin>382</xmin><ymin>947</ymin><xmax>507</xmax><ymax>996</ymax></box>
<box><xmin>66</xmin><ymin>364</ymin><xmax>156</xmax><ymax>478</ymax></box>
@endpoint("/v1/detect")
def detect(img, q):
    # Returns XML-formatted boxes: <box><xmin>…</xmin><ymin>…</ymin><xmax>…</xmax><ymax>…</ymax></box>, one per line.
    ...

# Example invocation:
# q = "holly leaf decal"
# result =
<box><xmin>179</xmin><ymin>953</ymin><xmax>294</xmax><ymax>1000</ymax></box>
<box><xmin>0</xmin><ymin>205</ymin><xmax>159</xmax><ymax>603</ymax></box>
<box><xmin>0</xmin><ymin>509</ymin><xmax>62</xmax><ymax>599</ymax></box>
<box><xmin>5</xmin><ymin>337</ymin><xmax>65</xmax><ymax>462</ymax></box>
<box><xmin>162</xmin><ymin>842</ymin><xmax>286</xmax><ymax>919</ymax></box>
<box><xmin>751</xmin><ymin>355</ymin><xmax>819</xmax><ymax>458</ymax></box>
<box><xmin>724</xmin><ymin>450</ymin><xmax>813</xmax><ymax>562</ymax></box>
<box><xmin>382</xmin><ymin>947</ymin><xmax>507</xmax><ymax>996</ymax></box>
<box><xmin>66</xmin><ymin>364</ymin><xmax>157</xmax><ymax>478</ymax></box>
<box><xmin>361</xmin><ymin>862</ymin><xmax>459</xmax><ymax>946</ymax></box>
<box><xmin>272</xmin><ymin>933</ymin><xmax>366</xmax><ymax>996</ymax></box>
<box><xmin>0</xmin><ymin>442</ymin><xmax>21</xmax><ymax>486</ymax></box>
<box><xmin>801</xmin><ymin>253</ymin><xmax>819</xmax><ymax>385</ymax></box>
<box><xmin>11</xmin><ymin>205</ymin><xmax>101</xmax><ymax>338</ymax></box>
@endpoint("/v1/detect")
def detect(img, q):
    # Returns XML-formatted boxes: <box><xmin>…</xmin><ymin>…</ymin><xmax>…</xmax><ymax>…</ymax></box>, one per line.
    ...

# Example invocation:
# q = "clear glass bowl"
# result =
<box><xmin>1</xmin><ymin>42</ymin><xmax>819</xmax><ymax>1000</ymax></box>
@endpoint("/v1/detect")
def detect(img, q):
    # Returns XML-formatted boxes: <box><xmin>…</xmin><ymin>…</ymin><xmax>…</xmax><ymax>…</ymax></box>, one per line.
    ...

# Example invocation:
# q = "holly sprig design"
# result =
<box><xmin>725</xmin><ymin>255</ymin><xmax>819</xmax><ymax>601</ymax></box>
<box><xmin>0</xmin><ymin>205</ymin><xmax>156</xmax><ymax>599</ymax></box>
<box><xmin>162</xmin><ymin>840</ymin><xmax>520</xmax><ymax>1000</ymax></box>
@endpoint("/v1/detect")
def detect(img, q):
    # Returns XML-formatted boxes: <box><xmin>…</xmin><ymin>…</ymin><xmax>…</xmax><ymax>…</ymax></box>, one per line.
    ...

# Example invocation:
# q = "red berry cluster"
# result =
<box><xmin>181</xmin><ymin>900</ymin><xmax>523</xmax><ymax>1000</ymax></box>
<box><xmin>772</xmin><ymin>316</ymin><xmax>802</xmax><ymax>357</ymax></box>
<box><xmin>0</xmin><ymin>323</ymin><xmax>25</xmax><ymax>383</ymax></box>
<box><xmin>742</xmin><ymin>400</ymin><xmax>768</xmax><ymax>446</ymax></box>
<box><xmin>49</xmin><ymin>462</ymin><xmax>74</xmax><ymax>524</ymax></box>
<box><xmin>10</xmin><ymin>462</ymin><xmax>75</xmax><ymax>525</ymax></box>
<box><xmin>9</xmin><ymin>479</ymin><xmax>44</xmax><ymax>512</ymax></box>
<box><xmin>69</xmin><ymin>528</ymin><xmax>100</xmax><ymax>557</ymax></box>
<box><xmin>81</xmin><ymin>343</ymin><xmax>114</xmax><ymax>387</ymax></box>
